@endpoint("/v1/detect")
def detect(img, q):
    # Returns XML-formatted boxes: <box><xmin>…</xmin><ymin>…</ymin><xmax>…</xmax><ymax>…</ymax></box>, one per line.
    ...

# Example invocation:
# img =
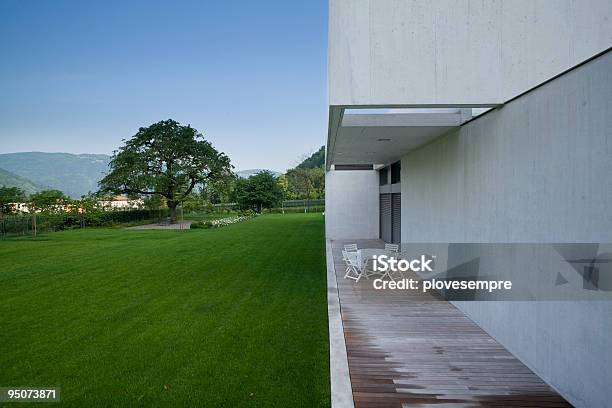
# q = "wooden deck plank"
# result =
<box><xmin>331</xmin><ymin>240</ymin><xmax>572</xmax><ymax>408</ymax></box>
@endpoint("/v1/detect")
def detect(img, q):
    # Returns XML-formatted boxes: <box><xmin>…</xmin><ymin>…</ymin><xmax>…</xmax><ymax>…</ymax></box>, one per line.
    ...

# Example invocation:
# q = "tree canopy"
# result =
<box><xmin>99</xmin><ymin>119</ymin><xmax>233</xmax><ymax>223</ymax></box>
<box><xmin>233</xmin><ymin>171</ymin><xmax>283</xmax><ymax>213</ymax></box>
<box><xmin>296</xmin><ymin>145</ymin><xmax>325</xmax><ymax>170</ymax></box>
<box><xmin>29</xmin><ymin>189</ymin><xmax>69</xmax><ymax>213</ymax></box>
<box><xmin>0</xmin><ymin>186</ymin><xmax>26</xmax><ymax>215</ymax></box>
<box><xmin>285</xmin><ymin>167</ymin><xmax>325</xmax><ymax>200</ymax></box>
<box><xmin>283</xmin><ymin>146</ymin><xmax>325</xmax><ymax>200</ymax></box>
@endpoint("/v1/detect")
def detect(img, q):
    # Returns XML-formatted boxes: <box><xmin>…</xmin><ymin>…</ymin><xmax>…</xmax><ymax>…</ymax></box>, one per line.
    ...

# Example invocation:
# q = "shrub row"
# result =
<box><xmin>0</xmin><ymin>209</ymin><xmax>169</xmax><ymax>236</ymax></box>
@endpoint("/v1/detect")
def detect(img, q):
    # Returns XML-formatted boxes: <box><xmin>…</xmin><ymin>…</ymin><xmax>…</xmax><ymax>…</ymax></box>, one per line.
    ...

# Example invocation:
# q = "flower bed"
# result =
<box><xmin>190</xmin><ymin>214</ymin><xmax>255</xmax><ymax>229</ymax></box>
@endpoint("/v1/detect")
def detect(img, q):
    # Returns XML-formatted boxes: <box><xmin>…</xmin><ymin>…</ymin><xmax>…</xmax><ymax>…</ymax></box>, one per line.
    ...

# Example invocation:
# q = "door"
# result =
<box><xmin>379</xmin><ymin>194</ymin><xmax>391</xmax><ymax>242</ymax></box>
<box><xmin>391</xmin><ymin>193</ymin><xmax>401</xmax><ymax>244</ymax></box>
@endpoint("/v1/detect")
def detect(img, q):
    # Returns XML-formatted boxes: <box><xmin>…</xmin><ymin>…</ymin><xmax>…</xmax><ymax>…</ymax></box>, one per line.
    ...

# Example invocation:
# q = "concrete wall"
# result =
<box><xmin>457</xmin><ymin>301</ymin><xmax>612</xmax><ymax>408</ymax></box>
<box><xmin>329</xmin><ymin>0</ymin><xmax>612</xmax><ymax>106</ymax></box>
<box><xmin>325</xmin><ymin>170</ymin><xmax>379</xmax><ymax>240</ymax></box>
<box><xmin>399</xmin><ymin>50</ymin><xmax>612</xmax><ymax>408</ymax></box>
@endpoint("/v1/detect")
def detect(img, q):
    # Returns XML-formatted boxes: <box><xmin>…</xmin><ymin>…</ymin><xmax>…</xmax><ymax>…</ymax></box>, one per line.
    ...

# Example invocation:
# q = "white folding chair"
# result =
<box><xmin>385</xmin><ymin>243</ymin><xmax>399</xmax><ymax>253</ymax></box>
<box><xmin>342</xmin><ymin>250</ymin><xmax>355</xmax><ymax>279</ymax></box>
<box><xmin>342</xmin><ymin>244</ymin><xmax>360</xmax><ymax>279</ymax></box>
<box><xmin>382</xmin><ymin>244</ymin><xmax>403</xmax><ymax>280</ymax></box>
<box><xmin>344</xmin><ymin>243</ymin><xmax>358</xmax><ymax>252</ymax></box>
<box><xmin>344</xmin><ymin>250</ymin><xmax>366</xmax><ymax>282</ymax></box>
<box><xmin>341</xmin><ymin>245</ymin><xmax>358</xmax><ymax>280</ymax></box>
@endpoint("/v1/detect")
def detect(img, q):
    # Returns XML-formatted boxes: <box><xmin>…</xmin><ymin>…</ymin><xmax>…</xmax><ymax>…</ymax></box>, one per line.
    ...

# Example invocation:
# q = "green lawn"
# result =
<box><xmin>0</xmin><ymin>214</ymin><xmax>329</xmax><ymax>407</ymax></box>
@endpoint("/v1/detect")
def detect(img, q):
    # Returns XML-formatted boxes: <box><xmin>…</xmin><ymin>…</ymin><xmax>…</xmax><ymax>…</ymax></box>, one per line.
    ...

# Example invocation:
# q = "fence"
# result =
<box><xmin>0</xmin><ymin>209</ymin><xmax>169</xmax><ymax>239</ymax></box>
<box><xmin>274</xmin><ymin>199</ymin><xmax>324</xmax><ymax>213</ymax></box>
<box><xmin>212</xmin><ymin>199</ymin><xmax>325</xmax><ymax>214</ymax></box>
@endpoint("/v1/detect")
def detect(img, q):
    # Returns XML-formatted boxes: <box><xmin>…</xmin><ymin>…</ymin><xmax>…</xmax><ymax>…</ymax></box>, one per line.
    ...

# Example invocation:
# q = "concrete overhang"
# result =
<box><xmin>326</xmin><ymin>106</ymin><xmax>496</xmax><ymax>170</ymax></box>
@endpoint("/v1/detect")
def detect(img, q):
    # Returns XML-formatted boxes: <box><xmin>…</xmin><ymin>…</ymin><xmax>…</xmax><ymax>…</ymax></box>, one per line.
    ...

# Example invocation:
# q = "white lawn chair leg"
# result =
<box><xmin>344</xmin><ymin>261</ymin><xmax>361</xmax><ymax>281</ymax></box>
<box><xmin>379</xmin><ymin>269</ymin><xmax>392</xmax><ymax>280</ymax></box>
<box><xmin>344</xmin><ymin>266</ymin><xmax>358</xmax><ymax>280</ymax></box>
<box><xmin>360</xmin><ymin>266</ymin><xmax>369</xmax><ymax>280</ymax></box>
<box><xmin>363</xmin><ymin>257</ymin><xmax>383</xmax><ymax>279</ymax></box>
<box><xmin>355</xmin><ymin>262</ymin><xmax>366</xmax><ymax>282</ymax></box>
<box><xmin>355</xmin><ymin>267</ymin><xmax>365</xmax><ymax>282</ymax></box>
<box><xmin>357</xmin><ymin>262</ymin><xmax>373</xmax><ymax>282</ymax></box>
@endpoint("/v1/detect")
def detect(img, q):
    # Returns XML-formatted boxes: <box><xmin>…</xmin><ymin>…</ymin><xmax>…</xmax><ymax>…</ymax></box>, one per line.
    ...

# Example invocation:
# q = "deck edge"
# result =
<box><xmin>326</xmin><ymin>239</ymin><xmax>355</xmax><ymax>408</ymax></box>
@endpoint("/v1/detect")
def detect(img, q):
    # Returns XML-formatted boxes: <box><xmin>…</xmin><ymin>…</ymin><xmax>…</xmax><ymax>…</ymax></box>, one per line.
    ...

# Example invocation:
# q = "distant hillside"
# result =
<box><xmin>236</xmin><ymin>169</ymin><xmax>281</xmax><ymax>179</ymax></box>
<box><xmin>0</xmin><ymin>152</ymin><xmax>110</xmax><ymax>198</ymax></box>
<box><xmin>295</xmin><ymin>146</ymin><xmax>325</xmax><ymax>170</ymax></box>
<box><xmin>0</xmin><ymin>167</ymin><xmax>44</xmax><ymax>195</ymax></box>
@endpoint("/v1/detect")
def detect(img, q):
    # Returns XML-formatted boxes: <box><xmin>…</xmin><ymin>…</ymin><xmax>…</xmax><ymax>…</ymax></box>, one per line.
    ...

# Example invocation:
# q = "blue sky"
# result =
<box><xmin>0</xmin><ymin>0</ymin><xmax>328</xmax><ymax>171</ymax></box>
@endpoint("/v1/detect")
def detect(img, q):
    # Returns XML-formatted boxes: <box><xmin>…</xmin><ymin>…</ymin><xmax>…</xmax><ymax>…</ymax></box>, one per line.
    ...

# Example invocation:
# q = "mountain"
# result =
<box><xmin>0</xmin><ymin>152</ymin><xmax>111</xmax><ymax>198</ymax></box>
<box><xmin>236</xmin><ymin>169</ymin><xmax>282</xmax><ymax>179</ymax></box>
<box><xmin>0</xmin><ymin>167</ymin><xmax>44</xmax><ymax>195</ymax></box>
<box><xmin>295</xmin><ymin>146</ymin><xmax>325</xmax><ymax>170</ymax></box>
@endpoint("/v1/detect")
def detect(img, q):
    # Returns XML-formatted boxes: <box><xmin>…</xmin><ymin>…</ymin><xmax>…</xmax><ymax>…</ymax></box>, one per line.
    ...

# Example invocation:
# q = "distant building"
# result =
<box><xmin>7</xmin><ymin>202</ymin><xmax>71</xmax><ymax>214</ymax></box>
<box><xmin>9</xmin><ymin>202</ymin><xmax>31</xmax><ymax>213</ymax></box>
<box><xmin>97</xmin><ymin>195</ymin><xmax>143</xmax><ymax>210</ymax></box>
<box><xmin>6</xmin><ymin>195</ymin><xmax>144</xmax><ymax>213</ymax></box>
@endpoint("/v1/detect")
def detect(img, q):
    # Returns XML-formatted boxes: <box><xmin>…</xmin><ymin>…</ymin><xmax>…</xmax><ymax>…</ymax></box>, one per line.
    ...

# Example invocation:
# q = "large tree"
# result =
<box><xmin>99</xmin><ymin>119</ymin><xmax>233</xmax><ymax>223</ymax></box>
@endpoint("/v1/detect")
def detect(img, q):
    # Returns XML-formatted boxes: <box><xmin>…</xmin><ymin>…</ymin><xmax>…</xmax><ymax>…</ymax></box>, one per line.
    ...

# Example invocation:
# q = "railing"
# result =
<box><xmin>275</xmin><ymin>199</ymin><xmax>324</xmax><ymax>213</ymax></box>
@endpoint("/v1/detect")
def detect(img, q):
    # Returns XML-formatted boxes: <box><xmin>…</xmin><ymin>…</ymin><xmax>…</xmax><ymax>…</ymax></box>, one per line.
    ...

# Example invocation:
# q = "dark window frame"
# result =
<box><xmin>334</xmin><ymin>164</ymin><xmax>374</xmax><ymax>171</ymax></box>
<box><xmin>391</xmin><ymin>161</ymin><xmax>401</xmax><ymax>184</ymax></box>
<box><xmin>379</xmin><ymin>167</ymin><xmax>389</xmax><ymax>185</ymax></box>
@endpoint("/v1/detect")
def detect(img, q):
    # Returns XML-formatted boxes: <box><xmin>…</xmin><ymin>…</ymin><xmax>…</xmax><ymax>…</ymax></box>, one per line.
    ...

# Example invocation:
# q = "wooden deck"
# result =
<box><xmin>331</xmin><ymin>240</ymin><xmax>572</xmax><ymax>408</ymax></box>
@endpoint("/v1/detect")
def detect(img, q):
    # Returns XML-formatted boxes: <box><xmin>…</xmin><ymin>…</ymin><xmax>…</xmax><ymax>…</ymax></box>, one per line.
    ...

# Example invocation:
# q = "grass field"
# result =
<box><xmin>0</xmin><ymin>214</ymin><xmax>329</xmax><ymax>407</ymax></box>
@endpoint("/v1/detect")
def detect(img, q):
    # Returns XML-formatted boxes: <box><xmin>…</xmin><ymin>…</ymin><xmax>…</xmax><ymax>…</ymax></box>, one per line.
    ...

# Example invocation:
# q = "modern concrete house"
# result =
<box><xmin>325</xmin><ymin>1</ymin><xmax>612</xmax><ymax>407</ymax></box>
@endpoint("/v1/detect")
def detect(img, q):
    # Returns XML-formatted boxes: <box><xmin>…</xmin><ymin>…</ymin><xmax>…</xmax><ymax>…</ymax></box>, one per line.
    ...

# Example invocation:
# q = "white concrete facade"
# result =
<box><xmin>329</xmin><ymin>0</ymin><xmax>612</xmax><ymax>106</ymax></box>
<box><xmin>400</xmin><ymin>52</ymin><xmax>612</xmax><ymax>244</ymax></box>
<box><xmin>325</xmin><ymin>169</ymin><xmax>378</xmax><ymax>240</ymax></box>
<box><xmin>326</xmin><ymin>1</ymin><xmax>612</xmax><ymax>407</ymax></box>
<box><xmin>399</xmin><ymin>50</ymin><xmax>612</xmax><ymax>408</ymax></box>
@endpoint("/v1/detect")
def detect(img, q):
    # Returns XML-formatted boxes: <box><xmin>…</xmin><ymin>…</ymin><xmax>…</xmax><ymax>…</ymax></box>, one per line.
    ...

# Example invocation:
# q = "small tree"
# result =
<box><xmin>233</xmin><ymin>171</ymin><xmax>283</xmax><ymax>213</ymax></box>
<box><xmin>0</xmin><ymin>186</ymin><xmax>26</xmax><ymax>216</ymax></box>
<box><xmin>99</xmin><ymin>119</ymin><xmax>233</xmax><ymax>223</ymax></box>
<box><xmin>73</xmin><ymin>193</ymin><xmax>103</xmax><ymax>228</ymax></box>
<box><xmin>28</xmin><ymin>190</ymin><xmax>69</xmax><ymax>236</ymax></box>
<box><xmin>276</xmin><ymin>175</ymin><xmax>290</xmax><ymax>200</ymax></box>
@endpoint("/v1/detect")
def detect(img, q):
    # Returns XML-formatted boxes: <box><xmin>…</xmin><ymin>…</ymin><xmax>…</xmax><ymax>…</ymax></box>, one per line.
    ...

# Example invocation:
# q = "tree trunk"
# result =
<box><xmin>168</xmin><ymin>201</ymin><xmax>178</xmax><ymax>224</ymax></box>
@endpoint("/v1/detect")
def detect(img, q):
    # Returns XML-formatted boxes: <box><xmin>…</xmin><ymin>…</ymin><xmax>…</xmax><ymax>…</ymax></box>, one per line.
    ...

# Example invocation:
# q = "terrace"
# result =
<box><xmin>327</xmin><ymin>239</ymin><xmax>572</xmax><ymax>408</ymax></box>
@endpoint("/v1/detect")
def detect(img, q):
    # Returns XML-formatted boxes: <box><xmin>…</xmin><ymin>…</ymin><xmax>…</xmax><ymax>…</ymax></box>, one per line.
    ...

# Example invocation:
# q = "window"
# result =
<box><xmin>379</xmin><ymin>167</ymin><xmax>389</xmax><ymax>185</ymax></box>
<box><xmin>334</xmin><ymin>164</ymin><xmax>373</xmax><ymax>170</ymax></box>
<box><xmin>391</xmin><ymin>161</ymin><xmax>401</xmax><ymax>184</ymax></box>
